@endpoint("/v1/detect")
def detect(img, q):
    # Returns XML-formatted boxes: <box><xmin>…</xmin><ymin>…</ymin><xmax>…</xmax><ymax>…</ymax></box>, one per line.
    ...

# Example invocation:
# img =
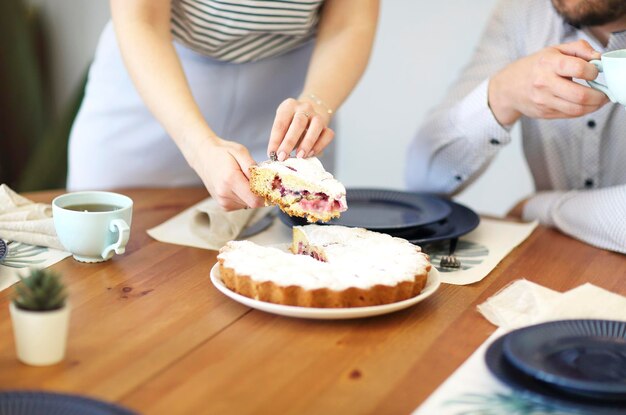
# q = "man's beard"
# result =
<box><xmin>552</xmin><ymin>0</ymin><xmax>626</xmax><ymax>26</ymax></box>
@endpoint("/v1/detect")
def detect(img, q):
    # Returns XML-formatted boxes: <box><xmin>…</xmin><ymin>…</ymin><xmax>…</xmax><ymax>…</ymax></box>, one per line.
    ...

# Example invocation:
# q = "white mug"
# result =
<box><xmin>587</xmin><ymin>49</ymin><xmax>626</xmax><ymax>106</ymax></box>
<box><xmin>52</xmin><ymin>191</ymin><xmax>133</xmax><ymax>263</ymax></box>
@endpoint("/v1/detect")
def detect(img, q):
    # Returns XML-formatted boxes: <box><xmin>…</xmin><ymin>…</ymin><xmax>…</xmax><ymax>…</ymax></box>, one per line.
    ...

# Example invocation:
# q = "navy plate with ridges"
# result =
<box><xmin>404</xmin><ymin>199</ymin><xmax>480</xmax><ymax>245</ymax></box>
<box><xmin>0</xmin><ymin>391</ymin><xmax>137</xmax><ymax>415</ymax></box>
<box><xmin>279</xmin><ymin>191</ymin><xmax>480</xmax><ymax>245</ymax></box>
<box><xmin>503</xmin><ymin>319</ymin><xmax>626</xmax><ymax>395</ymax></box>
<box><xmin>279</xmin><ymin>189</ymin><xmax>452</xmax><ymax>231</ymax></box>
<box><xmin>486</xmin><ymin>335</ymin><xmax>626</xmax><ymax>414</ymax></box>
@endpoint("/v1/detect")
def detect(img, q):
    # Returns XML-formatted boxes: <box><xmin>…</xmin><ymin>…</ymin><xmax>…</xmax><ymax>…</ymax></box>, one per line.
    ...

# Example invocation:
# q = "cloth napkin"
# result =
<box><xmin>147</xmin><ymin>197</ymin><xmax>276</xmax><ymax>250</ymax></box>
<box><xmin>478</xmin><ymin>279</ymin><xmax>626</xmax><ymax>329</ymax></box>
<box><xmin>0</xmin><ymin>184</ymin><xmax>64</xmax><ymax>250</ymax></box>
<box><xmin>425</xmin><ymin>219</ymin><xmax>537</xmax><ymax>285</ymax></box>
<box><xmin>415</xmin><ymin>280</ymin><xmax>626</xmax><ymax>414</ymax></box>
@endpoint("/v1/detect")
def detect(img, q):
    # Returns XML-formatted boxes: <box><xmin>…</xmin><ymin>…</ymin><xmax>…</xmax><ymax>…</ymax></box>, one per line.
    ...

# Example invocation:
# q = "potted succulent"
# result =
<box><xmin>9</xmin><ymin>269</ymin><xmax>70</xmax><ymax>366</ymax></box>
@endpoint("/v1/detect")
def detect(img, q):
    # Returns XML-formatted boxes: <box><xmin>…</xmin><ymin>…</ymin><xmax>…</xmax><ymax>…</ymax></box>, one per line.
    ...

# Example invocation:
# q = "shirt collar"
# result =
<box><xmin>558</xmin><ymin>14</ymin><xmax>626</xmax><ymax>51</ymax></box>
<box><xmin>607</xmin><ymin>30</ymin><xmax>626</xmax><ymax>51</ymax></box>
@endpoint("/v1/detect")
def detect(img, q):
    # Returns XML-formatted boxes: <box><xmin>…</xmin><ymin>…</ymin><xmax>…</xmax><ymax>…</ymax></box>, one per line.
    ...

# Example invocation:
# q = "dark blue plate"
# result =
<box><xmin>279</xmin><ymin>189</ymin><xmax>452</xmax><ymax>231</ymax></box>
<box><xmin>0</xmin><ymin>391</ymin><xmax>136</xmax><ymax>415</ymax></box>
<box><xmin>393</xmin><ymin>199</ymin><xmax>480</xmax><ymax>245</ymax></box>
<box><xmin>486</xmin><ymin>334</ymin><xmax>626</xmax><ymax>414</ymax></box>
<box><xmin>0</xmin><ymin>240</ymin><xmax>6</xmax><ymax>262</ymax></box>
<box><xmin>503</xmin><ymin>320</ymin><xmax>626</xmax><ymax>396</ymax></box>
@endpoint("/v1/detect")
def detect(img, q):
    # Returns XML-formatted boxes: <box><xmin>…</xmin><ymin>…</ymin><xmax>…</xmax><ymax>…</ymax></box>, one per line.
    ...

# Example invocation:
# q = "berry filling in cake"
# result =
<box><xmin>294</xmin><ymin>241</ymin><xmax>328</xmax><ymax>262</ymax></box>
<box><xmin>271</xmin><ymin>175</ymin><xmax>345</xmax><ymax>214</ymax></box>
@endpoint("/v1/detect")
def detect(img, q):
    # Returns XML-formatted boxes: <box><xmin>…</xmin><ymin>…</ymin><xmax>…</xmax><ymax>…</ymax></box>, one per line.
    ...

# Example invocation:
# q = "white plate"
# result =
<box><xmin>209</xmin><ymin>264</ymin><xmax>440</xmax><ymax>320</ymax></box>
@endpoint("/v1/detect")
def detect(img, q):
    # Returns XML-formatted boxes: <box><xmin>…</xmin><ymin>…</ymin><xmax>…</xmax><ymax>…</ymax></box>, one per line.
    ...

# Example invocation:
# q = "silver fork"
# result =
<box><xmin>440</xmin><ymin>238</ymin><xmax>461</xmax><ymax>269</ymax></box>
<box><xmin>0</xmin><ymin>240</ymin><xmax>7</xmax><ymax>263</ymax></box>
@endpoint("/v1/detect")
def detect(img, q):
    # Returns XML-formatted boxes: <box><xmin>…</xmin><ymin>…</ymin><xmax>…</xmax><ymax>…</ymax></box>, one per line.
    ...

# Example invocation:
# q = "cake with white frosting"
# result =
<box><xmin>217</xmin><ymin>225</ymin><xmax>431</xmax><ymax>308</ymax></box>
<box><xmin>249</xmin><ymin>157</ymin><xmax>347</xmax><ymax>223</ymax></box>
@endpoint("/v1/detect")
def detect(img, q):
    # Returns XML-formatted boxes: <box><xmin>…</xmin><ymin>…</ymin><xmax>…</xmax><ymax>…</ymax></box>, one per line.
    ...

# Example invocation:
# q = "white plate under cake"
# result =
<box><xmin>249</xmin><ymin>157</ymin><xmax>347</xmax><ymax>223</ymax></box>
<box><xmin>217</xmin><ymin>225</ymin><xmax>431</xmax><ymax>308</ymax></box>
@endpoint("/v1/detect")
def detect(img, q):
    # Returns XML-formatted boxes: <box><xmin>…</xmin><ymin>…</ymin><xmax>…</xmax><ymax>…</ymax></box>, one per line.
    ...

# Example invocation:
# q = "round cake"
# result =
<box><xmin>217</xmin><ymin>225</ymin><xmax>431</xmax><ymax>308</ymax></box>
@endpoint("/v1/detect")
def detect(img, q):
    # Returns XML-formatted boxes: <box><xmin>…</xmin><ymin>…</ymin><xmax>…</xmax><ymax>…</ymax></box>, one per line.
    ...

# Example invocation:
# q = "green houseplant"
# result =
<box><xmin>10</xmin><ymin>269</ymin><xmax>70</xmax><ymax>366</ymax></box>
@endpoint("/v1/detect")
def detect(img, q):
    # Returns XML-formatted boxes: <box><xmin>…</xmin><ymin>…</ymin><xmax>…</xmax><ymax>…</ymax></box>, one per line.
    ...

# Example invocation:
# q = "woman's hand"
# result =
<box><xmin>267</xmin><ymin>97</ymin><xmax>335</xmax><ymax>161</ymax></box>
<box><xmin>192</xmin><ymin>138</ymin><xmax>265</xmax><ymax>211</ymax></box>
<box><xmin>264</xmin><ymin>0</ymin><xmax>378</xmax><ymax>161</ymax></box>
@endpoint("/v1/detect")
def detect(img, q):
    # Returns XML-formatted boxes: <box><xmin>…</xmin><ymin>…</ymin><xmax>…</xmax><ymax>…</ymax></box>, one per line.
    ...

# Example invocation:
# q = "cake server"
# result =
<box><xmin>238</xmin><ymin>212</ymin><xmax>276</xmax><ymax>239</ymax></box>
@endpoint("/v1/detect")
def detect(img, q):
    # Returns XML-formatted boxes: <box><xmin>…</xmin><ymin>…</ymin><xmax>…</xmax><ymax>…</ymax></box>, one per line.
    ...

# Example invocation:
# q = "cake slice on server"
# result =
<box><xmin>249</xmin><ymin>157</ymin><xmax>347</xmax><ymax>223</ymax></box>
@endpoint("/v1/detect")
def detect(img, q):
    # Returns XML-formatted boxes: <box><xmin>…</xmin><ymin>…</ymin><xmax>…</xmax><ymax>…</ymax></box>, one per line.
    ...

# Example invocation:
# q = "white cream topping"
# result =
<box><xmin>218</xmin><ymin>225</ymin><xmax>430</xmax><ymax>291</ymax></box>
<box><xmin>256</xmin><ymin>157</ymin><xmax>346</xmax><ymax>201</ymax></box>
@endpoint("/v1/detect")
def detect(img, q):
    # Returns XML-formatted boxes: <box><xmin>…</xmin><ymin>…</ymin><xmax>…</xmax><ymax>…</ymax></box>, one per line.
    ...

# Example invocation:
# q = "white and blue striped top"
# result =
<box><xmin>171</xmin><ymin>0</ymin><xmax>324</xmax><ymax>63</ymax></box>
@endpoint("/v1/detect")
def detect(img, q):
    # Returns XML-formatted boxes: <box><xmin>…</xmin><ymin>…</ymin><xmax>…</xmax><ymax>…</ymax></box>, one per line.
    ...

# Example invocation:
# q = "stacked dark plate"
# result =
<box><xmin>0</xmin><ymin>391</ymin><xmax>136</xmax><ymax>415</ymax></box>
<box><xmin>278</xmin><ymin>188</ymin><xmax>479</xmax><ymax>245</ymax></box>
<box><xmin>486</xmin><ymin>319</ymin><xmax>626</xmax><ymax>414</ymax></box>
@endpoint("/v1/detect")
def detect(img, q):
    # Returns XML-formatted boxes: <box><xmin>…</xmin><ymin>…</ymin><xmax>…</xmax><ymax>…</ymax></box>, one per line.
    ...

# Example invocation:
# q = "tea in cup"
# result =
<box><xmin>52</xmin><ymin>191</ymin><xmax>133</xmax><ymax>263</ymax></box>
<box><xmin>587</xmin><ymin>49</ymin><xmax>626</xmax><ymax>106</ymax></box>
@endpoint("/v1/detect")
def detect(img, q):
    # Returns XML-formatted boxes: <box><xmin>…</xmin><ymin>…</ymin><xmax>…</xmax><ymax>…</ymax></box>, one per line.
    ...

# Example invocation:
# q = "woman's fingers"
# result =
<box><xmin>205</xmin><ymin>140</ymin><xmax>264</xmax><ymax>210</ymax></box>
<box><xmin>231</xmin><ymin>172</ymin><xmax>264</xmax><ymax>208</ymax></box>
<box><xmin>267</xmin><ymin>98</ymin><xmax>334</xmax><ymax>161</ymax></box>
<box><xmin>212</xmin><ymin>176</ymin><xmax>248</xmax><ymax>210</ymax></box>
<box><xmin>297</xmin><ymin>114</ymin><xmax>324</xmax><ymax>158</ymax></box>
<box><xmin>214</xmin><ymin>169</ymin><xmax>263</xmax><ymax>210</ymax></box>
<box><xmin>228</xmin><ymin>142</ymin><xmax>256</xmax><ymax>180</ymax></box>
<box><xmin>267</xmin><ymin>99</ymin><xmax>297</xmax><ymax>158</ymax></box>
<box><xmin>227</xmin><ymin>145</ymin><xmax>264</xmax><ymax>207</ymax></box>
<box><xmin>309</xmin><ymin>127</ymin><xmax>335</xmax><ymax>157</ymax></box>
<box><xmin>267</xmin><ymin>97</ymin><xmax>334</xmax><ymax>161</ymax></box>
<box><xmin>276</xmin><ymin>109</ymin><xmax>311</xmax><ymax>160</ymax></box>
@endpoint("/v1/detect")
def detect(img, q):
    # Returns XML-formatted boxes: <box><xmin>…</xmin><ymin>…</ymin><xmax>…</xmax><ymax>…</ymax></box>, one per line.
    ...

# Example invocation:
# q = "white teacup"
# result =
<box><xmin>587</xmin><ymin>49</ymin><xmax>626</xmax><ymax>106</ymax></box>
<box><xmin>52</xmin><ymin>191</ymin><xmax>133</xmax><ymax>263</ymax></box>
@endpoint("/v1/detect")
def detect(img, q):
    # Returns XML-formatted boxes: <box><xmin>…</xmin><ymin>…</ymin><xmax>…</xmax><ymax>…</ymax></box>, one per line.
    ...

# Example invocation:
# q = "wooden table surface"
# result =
<box><xmin>1</xmin><ymin>188</ymin><xmax>625</xmax><ymax>414</ymax></box>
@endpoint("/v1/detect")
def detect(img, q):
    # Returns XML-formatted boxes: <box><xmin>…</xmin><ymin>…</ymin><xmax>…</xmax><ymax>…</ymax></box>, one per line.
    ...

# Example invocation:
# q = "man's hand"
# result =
<box><xmin>192</xmin><ymin>138</ymin><xmax>265</xmax><ymax>211</ymax></box>
<box><xmin>488</xmin><ymin>40</ymin><xmax>609</xmax><ymax>126</ymax></box>
<box><xmin>506</xmin><ymin>197</ymin><xmax>530</xmax><ymax>220</ymax></box>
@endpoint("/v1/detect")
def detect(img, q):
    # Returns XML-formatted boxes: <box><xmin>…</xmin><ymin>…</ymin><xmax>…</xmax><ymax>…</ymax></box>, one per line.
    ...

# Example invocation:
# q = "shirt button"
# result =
<box><xmin>584</xmin><ymin>178</ymin><xmax>594</xmax><ymax>188</ymax></box>
<box><xmin>587</xmin><ymin>120</ymin><xmax>596</xmax><ymax>128</ymax></box>
<box><xmin>489</xmin><ymin>138</ymin><xmax>501</xmax><ymax>145</ymax></box>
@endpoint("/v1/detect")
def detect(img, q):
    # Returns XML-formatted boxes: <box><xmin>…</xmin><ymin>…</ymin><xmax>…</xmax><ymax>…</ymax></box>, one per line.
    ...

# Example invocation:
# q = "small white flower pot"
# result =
<box><xmin>9</xmin><ymin>302</ymin><xmax>70</xmax><ymax>366</ymax></box>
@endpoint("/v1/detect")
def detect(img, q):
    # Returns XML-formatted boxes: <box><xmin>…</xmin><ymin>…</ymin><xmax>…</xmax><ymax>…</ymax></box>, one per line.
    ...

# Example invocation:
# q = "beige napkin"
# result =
<box><xmin>0</xmin><ymin>184</ymin><xmax>64</xmax><ymax>250</ymax></box>
<box><xmin>478</xmin><ymin>279</ymin><xmax>626</xmax><ymax>329</ymax></box>
<box><xmin>147</xmin><ymin>197</ymin><xmax>275</xmax><ymax>250</ymax></box>
<box><xmin>430</xmin><ymin>219</ymin><xmax>537</xmax><ymax>285</ymax></box>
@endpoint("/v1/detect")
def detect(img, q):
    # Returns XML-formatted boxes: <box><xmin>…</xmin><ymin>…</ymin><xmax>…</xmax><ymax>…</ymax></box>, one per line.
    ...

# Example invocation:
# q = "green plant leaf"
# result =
<box><xmin>12</xmin><ymin>268</ymin><xmax>67</xmax><ymax>311</ymax></box>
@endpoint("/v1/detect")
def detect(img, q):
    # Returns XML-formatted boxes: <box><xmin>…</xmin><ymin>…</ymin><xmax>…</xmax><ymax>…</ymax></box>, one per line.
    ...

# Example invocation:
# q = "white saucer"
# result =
<box><xmin>209</xmin><ymin>264</ymin><xmax>440</xmax><ymax>320</ymax></box>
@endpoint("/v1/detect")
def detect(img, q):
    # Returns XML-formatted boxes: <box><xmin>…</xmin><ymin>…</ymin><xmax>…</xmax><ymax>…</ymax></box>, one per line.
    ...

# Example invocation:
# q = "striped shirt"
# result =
<box><xmin>407</xmin><ymin>0</ymin><xmax>626</xmax><ymax>253</ymax></box>
<box><xmin>171</xmin><ymin>0</ymin><xmax>323</xmax><ymax>63</ymax></box>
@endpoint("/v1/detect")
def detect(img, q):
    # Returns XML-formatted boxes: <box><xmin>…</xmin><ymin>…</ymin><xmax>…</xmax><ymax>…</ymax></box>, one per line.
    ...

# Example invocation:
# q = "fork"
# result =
<box><xmin>440</xmin><ymin>237</ymin><xmax>461</xmax><ymax>269</ymax></box>
<box><xmin>0</xmin><ymin>240</ymin><xmax>6</xmax><ymax>263</ymax></box>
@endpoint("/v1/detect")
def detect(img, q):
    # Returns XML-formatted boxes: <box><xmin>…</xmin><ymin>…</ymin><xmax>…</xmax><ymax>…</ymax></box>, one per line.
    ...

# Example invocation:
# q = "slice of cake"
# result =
<box><xmin>217</xmin><ymin>225</ymin><xmax>431</xmax><ymax>308</ymax></box>
<box><xmin>249</xmin><ymin>157</ymin><xmax>347</xmax><ymax>223</ymax></box>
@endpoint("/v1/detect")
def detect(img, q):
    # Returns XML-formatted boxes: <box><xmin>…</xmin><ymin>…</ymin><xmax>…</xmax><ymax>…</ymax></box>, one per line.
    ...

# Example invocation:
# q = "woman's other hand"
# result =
<box><xmin>193</xmin><ymin>138</ymin><xmax>265</xmax><ymax>211</ymax></box>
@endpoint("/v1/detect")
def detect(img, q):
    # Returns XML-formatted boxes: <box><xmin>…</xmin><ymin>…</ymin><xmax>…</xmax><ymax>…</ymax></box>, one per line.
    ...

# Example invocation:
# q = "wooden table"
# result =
<box><xmin>1</xmin><ymin>188</ymin><xmax>625</xmax><ymax>414</ymax></box>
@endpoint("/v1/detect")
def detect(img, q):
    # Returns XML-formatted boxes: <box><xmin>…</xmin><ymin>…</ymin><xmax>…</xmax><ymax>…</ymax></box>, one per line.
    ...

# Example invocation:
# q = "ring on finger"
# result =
<box><xmin>295</xmin><ymin>111</ymin><xmax>311</xmax><ymax>119</ymax></box>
